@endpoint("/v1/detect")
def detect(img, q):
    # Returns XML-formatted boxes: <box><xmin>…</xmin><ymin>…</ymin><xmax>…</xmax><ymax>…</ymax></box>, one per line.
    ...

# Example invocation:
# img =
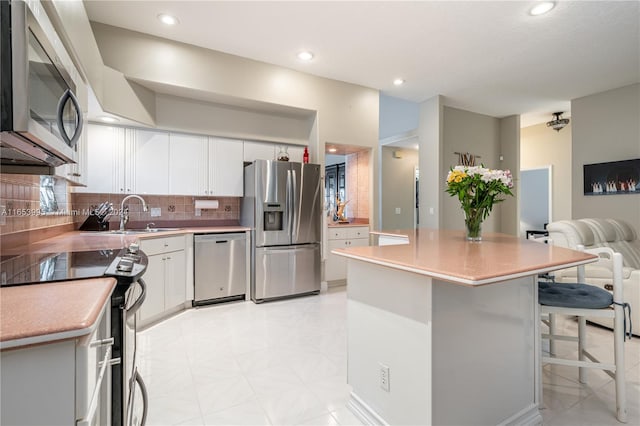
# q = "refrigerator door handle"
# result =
<box><xmin>291</xmin><ymin>168</ymin><xmax>298</xmax><ymax>240</ymax></box>
<box><xmin>286</xmin><ymin>169</ymin><xmax>293</xmax><ymax>238</ymax></box>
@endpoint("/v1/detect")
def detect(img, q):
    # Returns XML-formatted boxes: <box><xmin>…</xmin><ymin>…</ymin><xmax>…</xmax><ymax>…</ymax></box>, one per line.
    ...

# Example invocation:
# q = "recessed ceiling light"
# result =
<box><xmin>530</xmin><ymin>1</ymin><xmax>555</xmax><ymax>16</ymax></box>
<box><xmin>328</xmin><ymin>148</ymin><xmax>337</xmax><ymax>153</ymax></box>
<box><xmin>393</xmin><ymin>78</ymin><xmax>405</xmax><ymax>86</ymax></box>
<box><xmin>158</xmin><ymin>13</ymin><xmax>179</xmax><ymax>25</ymax></box>
<box><xmin>297</xmin><ymin>51</ymin><xmax>314</xmax><ymax>61</ymax></box>
<box><xmin>99</xmin><ymin>116</ymin><xmax>119</xmax><ymax>123</ymax></box>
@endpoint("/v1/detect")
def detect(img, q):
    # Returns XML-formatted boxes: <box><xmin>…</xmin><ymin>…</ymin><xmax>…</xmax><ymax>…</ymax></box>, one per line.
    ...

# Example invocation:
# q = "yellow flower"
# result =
<box><xmin>447</xmin><ymin>170</ymin><xmax>467</xmax><ymax>183</ymax></box>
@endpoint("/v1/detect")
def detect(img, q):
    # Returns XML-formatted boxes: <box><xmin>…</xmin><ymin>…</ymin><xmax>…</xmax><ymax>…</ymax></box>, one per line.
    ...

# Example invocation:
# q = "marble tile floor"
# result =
<box><xmin>138</xmin><ymin>287</ymin><xmax>639</xmax><ymax>425</ymax></box>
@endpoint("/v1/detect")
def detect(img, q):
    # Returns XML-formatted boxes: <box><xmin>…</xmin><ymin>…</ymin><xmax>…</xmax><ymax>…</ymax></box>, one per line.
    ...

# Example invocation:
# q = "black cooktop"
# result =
<box><xmin>0</xmin><ymin>249</ymin><xmax>119</xmax><ymax>287</ymax></box>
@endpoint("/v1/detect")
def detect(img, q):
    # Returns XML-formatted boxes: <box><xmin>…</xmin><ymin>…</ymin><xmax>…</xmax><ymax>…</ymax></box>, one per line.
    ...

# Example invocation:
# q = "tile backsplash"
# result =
<box><xmin>0</xmin><ymin>174</ymin><xmax>74</xmax><ymax>235</ymax></box>
<box><xmin>346</xmin><ymin>150</ymin><xmax>370</xmax><ymax>220</ymax></box>
<box><xmin>71</xmin><ymin>193</ymin><xmax>240</xmax><ymax>227</ymax></box>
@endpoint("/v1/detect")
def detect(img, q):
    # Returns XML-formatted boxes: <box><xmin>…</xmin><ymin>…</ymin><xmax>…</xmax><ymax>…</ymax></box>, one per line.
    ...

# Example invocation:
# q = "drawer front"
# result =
<box><xmin>141</xmin><ymin>235</ymin><xmax>186</xmax><ymax>255</ymax></box>
<box><xmin>328</xmin><ymin>228</ymin><xmax>349</xmax><ymax>240</ymax></box>
<box><xmin>347</xmin><ymin>227</ymin><xmax>369</xmax><ymax>239</ymax></box>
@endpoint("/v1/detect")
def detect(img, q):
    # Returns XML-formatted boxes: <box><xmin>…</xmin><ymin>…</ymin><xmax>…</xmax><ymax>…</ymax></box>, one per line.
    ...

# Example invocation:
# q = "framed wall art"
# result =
<box><xmin>583</xmin><ymin>158</ymin><xmax>640</xmax><ymax>196</ymax></box>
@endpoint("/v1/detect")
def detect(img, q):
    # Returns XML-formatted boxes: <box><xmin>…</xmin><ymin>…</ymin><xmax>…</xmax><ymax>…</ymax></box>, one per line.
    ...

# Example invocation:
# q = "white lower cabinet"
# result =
<box><xmin>138</xmin><ymin>235</ymin><xmax>187</xmax><ymax>326</ymax></box>
<box><xmin>325</xmin><ymin>226</ymin><xmax>369</xmax><ymax>282</ymax></box>
<box><xmin>0</xmin><ymin>300</ymin><xmax>112</xmax><ymax>426</ymax></box>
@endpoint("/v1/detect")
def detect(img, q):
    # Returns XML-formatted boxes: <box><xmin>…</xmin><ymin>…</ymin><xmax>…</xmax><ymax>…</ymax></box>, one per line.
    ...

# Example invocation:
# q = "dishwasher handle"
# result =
<box><xmin>194</xmin><ymin>233</ymin><xmax>246</xmax><ymax>243</ymax></box>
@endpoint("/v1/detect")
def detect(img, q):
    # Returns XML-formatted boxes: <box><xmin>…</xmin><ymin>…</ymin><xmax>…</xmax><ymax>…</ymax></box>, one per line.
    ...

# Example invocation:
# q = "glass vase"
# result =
<box><xmin>464</xmin><ymin>209</ymin><xmax>483</xmax><ymax>241</ymax></box>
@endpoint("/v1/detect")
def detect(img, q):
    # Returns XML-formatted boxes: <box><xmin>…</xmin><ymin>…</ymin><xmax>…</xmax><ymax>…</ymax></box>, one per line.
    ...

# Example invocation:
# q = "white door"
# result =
<box><xmin>164</xmin><ymin>249</ymin><xmax>186</xmax><ymax>309</ymax></box>
<box><xmin>209</xmin><ymin>137</ymin><xmax>244</xmax><ymax>196</ymax></box>
<box><xmin>168</xmin><ymin>133</ymin><xmax>208</xmax><ymax>195</ymax></box>
<box><xmin>131</xmin><ymin>129</ymin><xmax>170</xmax><ymax>195</ymax></box>
<box><xmin>80</xmin><ymin>124</ymin><xmax>126</xmax><ymax>193</ymax></box>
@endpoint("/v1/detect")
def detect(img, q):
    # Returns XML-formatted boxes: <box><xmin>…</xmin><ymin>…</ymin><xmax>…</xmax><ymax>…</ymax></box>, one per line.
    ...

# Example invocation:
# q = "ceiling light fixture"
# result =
<box><xmin>297</xmin><ymin>51</ymin><xmax>314</xmax><ymax>61</ymax></box>
<box><xmin>158</xmin><ymin>13</ymin><xmax>179</xmax><ymax>25</ymax></box>
<box><xmin>546</xmin><ymin>112</ymin><xmax>569</xmax><ymax>132</ymax></box>
<box><xmin>99</xmin><ymin>116</ymin><xmax>119</xmax><ymax>123</ymax></box>
<box><xmin>393</xmin><ymin>78</ymin><xmax>405</xmax><ymax>86</ymax></box>
<box><xmin>530</xmin><ymin>1</ymin><xmax>556</xmax><ymax>16</ymax></box>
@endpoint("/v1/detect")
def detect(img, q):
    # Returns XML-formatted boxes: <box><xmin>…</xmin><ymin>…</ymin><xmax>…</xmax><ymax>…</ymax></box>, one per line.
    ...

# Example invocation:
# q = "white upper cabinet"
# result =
<box><xmin>209</xmin><ymin>137</ymin><xmax>243</xmax><ymax>196</ymax></box>
<box><xmin>131</xmin><ymin>129</ymin><xmax>170</xmax><ymax>195</ymax></box>
<box><xmin>80</xmin><ymin>126</ymin><xmax>169</xmax><ymax>194</ymax></box>
<box><xmin>167</xmin><ymin>135</ymin><xmax>242</xmax><ymax>196</ymax></box>
<box><xmin>79</xmin><ymin>125</ymin><xmax>300</xmax><ymax>196</ymax></box>
<box><xmin>168</xmin><ymin>133</ymin><xmax>208</xmax><ymax>195</ymax></box>
<box><xmin>76</xmin><ymin>124</ymin><xmax>128</xmax><ymax>193</ymax></box>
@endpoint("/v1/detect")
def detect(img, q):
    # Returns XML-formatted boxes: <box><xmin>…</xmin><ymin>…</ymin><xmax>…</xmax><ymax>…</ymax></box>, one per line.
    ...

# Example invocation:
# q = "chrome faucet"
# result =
<box><xmin>119</xmin><ymin>195</ymin><xmax>149</xmax><ymax>231</ymax></box>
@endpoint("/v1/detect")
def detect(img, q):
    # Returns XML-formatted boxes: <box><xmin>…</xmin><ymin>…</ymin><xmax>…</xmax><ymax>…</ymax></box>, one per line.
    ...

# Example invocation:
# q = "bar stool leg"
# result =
<box><xmin>578</xmin><ymin>316</ymin><xmax>587</xmax><ymax>384</ymax></box>
<box><xmin>614</xmin><ymin>304</ymin><xmax>627</xmax><ymax>423</ymax></box>
<box><xmin>549</xmin><ymin>313</ymin><xmax>557</xmax><ymax>355</ymax></box>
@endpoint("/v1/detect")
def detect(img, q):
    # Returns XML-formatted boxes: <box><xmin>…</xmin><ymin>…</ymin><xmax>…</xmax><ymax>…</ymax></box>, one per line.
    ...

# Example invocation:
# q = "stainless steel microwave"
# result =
<box><xmin>0</xmin><ymin>0</ymin><xmax>85</xmax><ymax>173</ymax></box>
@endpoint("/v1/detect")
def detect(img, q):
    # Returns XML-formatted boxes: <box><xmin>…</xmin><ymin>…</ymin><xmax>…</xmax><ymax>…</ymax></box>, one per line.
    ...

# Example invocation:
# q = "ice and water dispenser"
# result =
<box><xmin>263</xmin><ymin>203</ymin><xmax>284</xmax><ymax>231</ymax></box>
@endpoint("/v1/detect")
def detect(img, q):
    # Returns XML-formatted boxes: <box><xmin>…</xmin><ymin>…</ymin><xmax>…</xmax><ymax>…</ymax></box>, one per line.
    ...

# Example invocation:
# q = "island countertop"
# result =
<box><xmin>0</xmin><ymin>277</ymin><xmax>117</xmax><ymax>350</ymax></box>
<box><xmin>333</xmin><ymin>228</ymin><xmax>597</xmax><ymax>286</ymax></box>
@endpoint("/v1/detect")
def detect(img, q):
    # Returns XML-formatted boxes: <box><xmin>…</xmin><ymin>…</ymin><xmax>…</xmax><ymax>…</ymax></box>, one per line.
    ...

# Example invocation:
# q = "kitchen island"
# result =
<box><xmin>332</xmin><ymin>229</ymin><xmax>597</xmax><ymax>426</ymax></box>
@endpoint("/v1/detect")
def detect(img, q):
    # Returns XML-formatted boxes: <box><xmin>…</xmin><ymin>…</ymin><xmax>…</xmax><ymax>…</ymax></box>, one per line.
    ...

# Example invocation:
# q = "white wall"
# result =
<box><xmin>90</xmin><ymin>22</ymin><xmax>381</xmax><ymax>226</ymax></box>
<box><xmin>571</xmin><ymin>83</ymin><xmax>640</xmax><ymax>233</ymax></box>
<box><xmin>521</xmin><ymin>122</ymin><xmax>572</xmax><ymax>224</ymax></box>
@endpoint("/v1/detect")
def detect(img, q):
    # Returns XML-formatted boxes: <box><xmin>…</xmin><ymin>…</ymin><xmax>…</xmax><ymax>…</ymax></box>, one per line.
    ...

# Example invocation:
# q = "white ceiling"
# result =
<box><xmin>84</xmin><ymin>1</ymin><xmax>639</xmax><ymax>127</ymax></box>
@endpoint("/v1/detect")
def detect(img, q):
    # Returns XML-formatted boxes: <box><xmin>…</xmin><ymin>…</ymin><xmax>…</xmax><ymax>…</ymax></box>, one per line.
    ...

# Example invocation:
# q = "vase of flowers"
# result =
<box><xmin>446</xmin><ymin>165</ymin><xmax>514</xmax><ymax>241</ymax></box>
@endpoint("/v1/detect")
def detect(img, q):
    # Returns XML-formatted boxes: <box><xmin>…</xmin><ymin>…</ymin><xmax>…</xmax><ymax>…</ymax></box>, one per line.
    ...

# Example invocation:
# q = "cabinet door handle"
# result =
<box><xmin>166</xmin><ymin>256</ymin><xmax>171</xmax><ymax>260</ymax></box>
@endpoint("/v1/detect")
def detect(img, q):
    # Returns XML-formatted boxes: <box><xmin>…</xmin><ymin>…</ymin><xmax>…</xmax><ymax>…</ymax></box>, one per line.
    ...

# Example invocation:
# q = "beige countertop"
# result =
<box><xmin>2</xmin><ymin>226</ymin><xmax>251</xmax><ymax>255</ymax></box>
<box><xmin>327</xmin><ymin>220</ymin><xmax>370</xmax><ymax>228</ymax></box>
<box><xmin>0</xmin><ymin>277</ymin><xmax>117</xmax><ymax>350</ymax></box>
<box><xmin>332</xmin><ymin>228</ymin><xmax>597</xmax><ymax>286</ymax></box>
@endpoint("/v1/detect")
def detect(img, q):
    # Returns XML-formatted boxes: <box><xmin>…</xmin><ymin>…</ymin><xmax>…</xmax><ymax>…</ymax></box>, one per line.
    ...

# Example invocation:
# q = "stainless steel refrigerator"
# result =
<box><xmin>241</xmin><ymin>160</ymin><xmax>321</xmax><ymax>302</ymax></box>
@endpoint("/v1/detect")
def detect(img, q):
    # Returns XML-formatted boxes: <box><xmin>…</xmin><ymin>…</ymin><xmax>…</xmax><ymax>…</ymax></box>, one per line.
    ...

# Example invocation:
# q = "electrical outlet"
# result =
<box><xmin>395</xmin><ymin>207</ymin><xmax>401</xmax><ymax>215</ymax></box>
<box><xmin>150</xmin><ymin>207</ymin><xmax>162</xmax><ymax>217</ymax></box>
<box><xmin>379</xmin><ymin>363</ymin><xmax>390</xmax><ymax>392</ymax></box>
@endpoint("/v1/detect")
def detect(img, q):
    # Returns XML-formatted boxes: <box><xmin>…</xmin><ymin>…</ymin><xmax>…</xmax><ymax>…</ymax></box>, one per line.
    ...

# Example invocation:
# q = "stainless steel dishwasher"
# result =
<box><xmin>194</xmin><ymin>233</ymin><xmax>247</xmax><ymax>305</ymax></box>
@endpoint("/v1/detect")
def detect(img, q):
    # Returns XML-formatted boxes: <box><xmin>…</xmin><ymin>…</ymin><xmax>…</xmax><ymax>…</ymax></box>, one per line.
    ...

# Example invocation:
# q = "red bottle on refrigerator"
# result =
<box><xmin>303</xmin><ymin>147</ymin><xmax>309</xmax><ymax>164</ymax></box>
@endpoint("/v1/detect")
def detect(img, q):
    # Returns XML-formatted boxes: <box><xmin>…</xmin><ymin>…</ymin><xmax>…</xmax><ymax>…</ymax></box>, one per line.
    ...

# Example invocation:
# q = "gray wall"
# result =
<box><xmin>441</xmin><ymin>107</ymin><xmax>502</xmax><ymax>232</ymax></box>
<box><xmin>571</xmin><ymin>83</ymin><xmax>640</xmax><ymax>233</ymax></box>
<box><xmin>381</xmin><ymin>147</ymin><xmax>419</xmax><ymax>229</ymax></box>
<box><xmin>499</xmin><ymin>115</ymin><xmax>520</xmax><ymax>236</ymax></box>
<box><xmin>418</xmin><ymin>95</ymin><xmax>444</xmax><ymax>229</ymax></box>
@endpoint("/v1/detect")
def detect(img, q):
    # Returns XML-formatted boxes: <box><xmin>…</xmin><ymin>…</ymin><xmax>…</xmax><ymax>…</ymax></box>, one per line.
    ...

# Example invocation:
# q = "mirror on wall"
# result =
<box><xmin>324</xmin><ymin>144</ymin><xmax>371</xmax><ymax>223</ymax></box>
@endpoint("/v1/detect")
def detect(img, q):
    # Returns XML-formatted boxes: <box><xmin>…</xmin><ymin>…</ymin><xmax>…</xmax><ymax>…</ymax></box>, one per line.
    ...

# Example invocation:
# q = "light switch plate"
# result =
<box><xmin>150</xmin><ymin>207</ymin><xmax>161</xmax><ymax>217</ymax></box>
<box><xmin>395</xmin><ymin>207</ymin><xmax>401</xmax><ymax>214</ymax></box>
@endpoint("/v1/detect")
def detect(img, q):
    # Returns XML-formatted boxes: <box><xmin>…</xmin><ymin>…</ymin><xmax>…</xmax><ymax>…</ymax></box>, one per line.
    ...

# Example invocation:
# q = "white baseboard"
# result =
<box><xmin>499</xmin><ymin>403</ymin><xmax>542</xmax><ymax>426</ymax></box>
<box><xmin>347</xmin><ymin>392</ymin><xmax>388</xmax><ymax>426</ymax></box>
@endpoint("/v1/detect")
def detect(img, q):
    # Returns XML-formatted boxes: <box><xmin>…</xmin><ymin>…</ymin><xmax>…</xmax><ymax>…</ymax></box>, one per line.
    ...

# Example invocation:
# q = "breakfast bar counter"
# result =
<box><xmin>332</xmin><ymin>229</ymin><xmax>597</xmax><ymax>425</ymax></box>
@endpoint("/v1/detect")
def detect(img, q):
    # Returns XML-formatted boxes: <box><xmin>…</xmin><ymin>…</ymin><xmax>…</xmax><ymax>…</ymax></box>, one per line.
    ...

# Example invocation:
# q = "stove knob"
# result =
<box><xmin>128</xmin><ymin>243</ymin><xmax>140</xmax><ymax>254</ymax></box>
